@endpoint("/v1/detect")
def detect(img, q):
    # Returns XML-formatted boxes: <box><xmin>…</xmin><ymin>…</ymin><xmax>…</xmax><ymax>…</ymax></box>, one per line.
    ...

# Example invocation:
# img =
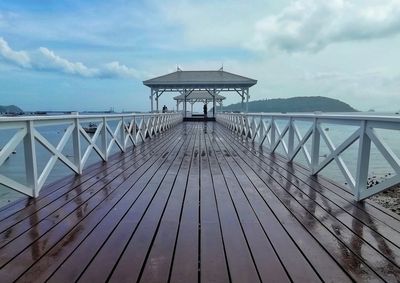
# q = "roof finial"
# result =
<box><xmin>177</xmin><ymin>65</ymin><xmax>182</xmax><ymax>71</ymax></box>
<box><xmin>219</xmin><ymin>64</ymin><xmax>223</xmax><ymax>71</ymax></box>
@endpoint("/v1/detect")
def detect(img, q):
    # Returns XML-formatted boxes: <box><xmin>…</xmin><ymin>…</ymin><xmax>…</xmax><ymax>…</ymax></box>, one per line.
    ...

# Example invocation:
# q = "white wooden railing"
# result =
<box><xmin>0</xmin><ymin>113</ymin><xmax>182</xmax><ymax>197</ymax></box>
<box><xmin>217</xmin><ymin>112</ymin><xmax>400</xmax><ymax>201</ymax></box>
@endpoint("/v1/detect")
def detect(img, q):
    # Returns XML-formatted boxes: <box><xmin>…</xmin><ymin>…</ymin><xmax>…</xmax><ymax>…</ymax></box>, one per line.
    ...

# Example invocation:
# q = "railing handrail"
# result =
<box><xmin>0</xmin><ymin>112</ymin><xmax>179</xmax><ymax>122</ymax></box>
<box><xmin>223</xmin><ymin>112</ymin><xmax>400</xmax><ymax>123</ymax></box>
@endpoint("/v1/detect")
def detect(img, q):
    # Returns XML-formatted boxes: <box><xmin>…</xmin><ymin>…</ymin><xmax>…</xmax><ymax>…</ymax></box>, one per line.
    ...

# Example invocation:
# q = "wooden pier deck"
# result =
<box><xmin>0</xmin><ymin>122</ymin><xmax>400</xmax><ymax>282</ymax></box>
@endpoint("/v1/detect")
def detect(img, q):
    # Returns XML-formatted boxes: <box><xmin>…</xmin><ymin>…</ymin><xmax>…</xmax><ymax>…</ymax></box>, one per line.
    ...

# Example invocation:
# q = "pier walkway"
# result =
<box><xmin>0</xmin><ymin>122</ymin><xmax>400</xmax><ymax>282</ymax></box>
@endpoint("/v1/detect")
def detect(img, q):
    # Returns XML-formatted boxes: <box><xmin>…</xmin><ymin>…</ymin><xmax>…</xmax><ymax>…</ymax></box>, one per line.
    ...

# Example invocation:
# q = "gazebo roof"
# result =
<box><xmin>173</xmin><ymin>91</ymin><xmax>225</xmax><ymax>101</ymax></box>
<box><xmin>143</xmin><ymin>70</ymin><xmax>257</xmax><ymax>89</ymax></box>
<box><xmin>143</xmin><ymin>68</ymin><xmax>255</xmax><ymax>114</ymax></box>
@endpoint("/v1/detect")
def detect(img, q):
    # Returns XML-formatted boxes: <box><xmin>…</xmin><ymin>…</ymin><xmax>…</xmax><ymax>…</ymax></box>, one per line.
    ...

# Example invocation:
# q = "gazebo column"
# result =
<box><xmin>241</xmin><ymin>92</ymin><xmax>245</xmax><ymax>113</ymax></box>
<box><xmin>155</xmin><ymin>89</ymin><xmax>159</xmax><ymax>112</ymax></box>
<box><xmin>176</xmin><ymin>101</ymin><xmax>179</xmax><ymax>112</ymax></box>
<box><xmin>245</xmin><ymin>88</ymin><xmax>249</xmax><ymax>113</ymax></box>
<box><xmin>184</xmin><ymin>90</ymin><xmax>187</xmax><ymax>118</ymax></box>
<box><xmin>150</xmin><ymin>88</ymin><xmax>154</xmax><ymax>112</ymax></box>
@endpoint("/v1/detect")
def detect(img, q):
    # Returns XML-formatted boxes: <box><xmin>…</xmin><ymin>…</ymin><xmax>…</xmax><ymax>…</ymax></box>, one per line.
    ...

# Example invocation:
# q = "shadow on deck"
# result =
<box><xmin>0</xmin><ymin>122</ymin><xmax>399</xmax><ymax>282</ymax></box>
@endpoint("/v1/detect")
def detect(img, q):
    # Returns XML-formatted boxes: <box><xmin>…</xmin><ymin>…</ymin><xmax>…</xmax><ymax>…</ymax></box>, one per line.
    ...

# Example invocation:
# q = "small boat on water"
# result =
<box><xmin>0</xmin><ymin>148</ymin><xmax>16</xmax><ymax>161</ymax></box>
<box><xmin>0</xmin><ymin>148</ymin><xmax>16</xmax><ymax>154</ymax></box>
<box><xmin>83</xmin><ymin>122</ymin><xmax>98</xmax><ymax>134</ymax></box>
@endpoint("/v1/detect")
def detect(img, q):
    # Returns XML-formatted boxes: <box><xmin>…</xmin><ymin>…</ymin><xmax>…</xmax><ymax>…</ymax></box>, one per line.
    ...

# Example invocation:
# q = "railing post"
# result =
<box><xmin>311</xmin><ymin>118</ymin><xmax>320</xmax><ymax>174</ymax></box>
<box><xmin>259</xmin><ymin>115</ymin><xmax>265</xmax><ymax>146</ymax></box>
<box><xmin>247</xmin><ymin>116</ymin><xmax>256</xmax><ymax>139</ymax></box>
<box><xmin>354</xmin><ymin>120</ymin><xmax>371</xmax><ymax>200</ymax></box>
<box><xmin>23</xmin><ymin>120</ymin><xmax>39</xmax><ymax>197</ymax></box>
<box><xmin>236</xmin><ymin>116</ymin><xmax>239</xmax><ymax>133</ymax></box>
<box><xmin>250</xmin><ymin>116</ymin><xmax>255</xmax><ymax>140</ymax></box>
<box><xmin>143</xmin><ymin>115</ymin><xmax>147</xmax><ymax>140</ymax></box>
<box><xmin>121</xmin><ymin>116</ymin><xmax>126</xmax><ymax>152</ymax></box>
<box><xmin>239</xmin><ymin>115</ymin><xmax>242</xmax><ymax>134</ymax></box>
<box><xmin>245</xmin><ymin>115</ymin><xmax>251</xmax><ymax>139</ymax></box>
<box><xmin>132</xmin><ymin>116</ymin><xmax>137</xmax><ymax>146</ymax></box>
<box><xmin>102</xmin><ymin>117</ymin><xmax>108</xmax><ymax>161</ymax></box>
<box><xmin>152</xmin><ymin>116</ymin><xmax>156</xmax><ymax>136</ymax></box>
<box><xmin>73</xmin><ymin>117</ymin><xmax>82</xmax><ymax>174</ymax></box>
<box><xmin>288</xmin><ymin>117</ymin><xmax>295</xmax><ymax>159</ymax></box>
<box><xmin>161</xmin><ymin>114</ymin><xmax>165</xmax><ymax>131</ymax></box>
<box><xmin>242</xmin><ymin>115</ymin><xmax>246</xmax><ymax>136</ymax></box>
<box><xmin>153</xmin><ymin>115</ymin><xmax>157</xmax><ymax>135</ymax></box>
<box><xmin>148</xmin><ymin>116</ymin><xmax>153</xmax><ymax>138</ymax></box>
<box><xmin>270</xmin><ymin>117</ymin><xmax>276</xmax><ymax>152</ymax></box>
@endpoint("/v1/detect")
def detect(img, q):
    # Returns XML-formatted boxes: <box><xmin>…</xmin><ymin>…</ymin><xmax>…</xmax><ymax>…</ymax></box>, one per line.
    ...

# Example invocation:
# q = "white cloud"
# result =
<box><xmin>101</xmin><ymin>61</ymin><xmax>141</xmax><ymax>79</ymax></box>
<box><xmin>251</xmin><ymin>0</ymin><xmax>400</xmax><ymax>52</ymax></box>
<box><xmin>37</xmin><ymin>47</ymin><xmax>99</xmax><ymax>77</ymax></box>
<box><xmin>0</xmin><ymin>37</ymin><xmax>140</xmax><ymax>79</ymax></box>
<box><xmin>158</xmin><ymin>0</ymin><xmax>271</xmax><ymax>48</ymax></box>
<box><xmin>0</xmin><ymin>37</ymin><xmax>31</xmax><ymax>68</ymax></box>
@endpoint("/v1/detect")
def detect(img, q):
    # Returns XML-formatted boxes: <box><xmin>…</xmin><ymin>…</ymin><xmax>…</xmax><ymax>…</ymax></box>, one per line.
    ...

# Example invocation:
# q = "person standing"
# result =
<box><xmin>203</xmin><ymin>103</ymin><xmax>207</xmax><ymax>118</ymax></box>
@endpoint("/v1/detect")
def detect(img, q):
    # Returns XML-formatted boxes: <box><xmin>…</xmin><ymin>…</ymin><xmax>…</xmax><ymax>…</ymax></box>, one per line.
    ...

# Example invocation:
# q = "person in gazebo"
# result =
<box><xmin>203</xmin><ymin>103</ymin><xmax>207</xmax><ymax>118</ymax></box>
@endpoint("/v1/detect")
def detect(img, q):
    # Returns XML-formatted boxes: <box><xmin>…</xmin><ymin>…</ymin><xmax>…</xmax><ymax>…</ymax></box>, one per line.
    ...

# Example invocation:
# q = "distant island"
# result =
<box><xmin>0</xmin><ymin>105</ymin><xmax>23</xmax><ymax>114</ymax></box>
<box><xmin>220</xmin><ymin>96</ymin><xmax>357</xmax><ymax>113</ymax></box>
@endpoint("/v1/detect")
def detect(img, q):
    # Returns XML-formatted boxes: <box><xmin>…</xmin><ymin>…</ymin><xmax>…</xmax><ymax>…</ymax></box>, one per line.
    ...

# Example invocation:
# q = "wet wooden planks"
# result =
<box><xmin>0</xmin><ymin>122</ymin><xmax>399</xmax><ymax>282</ymax></box>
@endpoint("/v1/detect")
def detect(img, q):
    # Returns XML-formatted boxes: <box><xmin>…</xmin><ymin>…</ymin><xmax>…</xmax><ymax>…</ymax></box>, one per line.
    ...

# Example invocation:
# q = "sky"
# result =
<box><xmin>0</xmin><ymin>0</ymin><xmax>400</xmax><ymax>112</ymax></box>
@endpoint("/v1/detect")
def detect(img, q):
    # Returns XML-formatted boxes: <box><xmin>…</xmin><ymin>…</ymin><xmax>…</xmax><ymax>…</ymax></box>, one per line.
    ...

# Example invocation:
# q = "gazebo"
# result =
<box><xmin>143</xmin><ymin>68</ymin><xmax>257</xmax><ymax>118</ymax></box>
<box><xmin>173</xmin><ymin>91</ymin><xmax>225</xmax><ymax>116</ymax></box>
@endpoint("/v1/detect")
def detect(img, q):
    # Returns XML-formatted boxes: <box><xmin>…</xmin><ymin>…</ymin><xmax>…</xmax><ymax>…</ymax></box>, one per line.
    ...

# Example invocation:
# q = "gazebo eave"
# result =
<box><xmin>144</xmin><ymin>83</ymin><xmax>255</xmax><ymax>92</ymax></box>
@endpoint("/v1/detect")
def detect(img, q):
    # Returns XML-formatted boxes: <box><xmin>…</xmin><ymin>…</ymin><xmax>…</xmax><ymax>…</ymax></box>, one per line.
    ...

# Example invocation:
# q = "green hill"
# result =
<box><xmin>0</xmin><ymin>105</ymin><xmax>23</xmax><ymax>114</ymax></box>
<box><xmin>220</xmin><ymin>96</ymin><xmax>356</xmax><ymax>113</ymax></box>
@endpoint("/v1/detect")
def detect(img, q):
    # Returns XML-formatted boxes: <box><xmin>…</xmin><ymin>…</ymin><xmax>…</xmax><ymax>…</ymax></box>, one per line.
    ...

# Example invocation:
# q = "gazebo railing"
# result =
<box><xmin>0</xmin><ymin>113</ymin><xmax>182</xmax><ymax>197</ymax></box>
<box><xmin>217</xmin><ymin>112</ymin><xmax>400</xmax><ymax>201</ymax></box>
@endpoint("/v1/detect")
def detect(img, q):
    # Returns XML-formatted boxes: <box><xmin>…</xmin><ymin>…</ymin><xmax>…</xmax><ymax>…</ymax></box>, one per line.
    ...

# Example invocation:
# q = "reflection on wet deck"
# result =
<box><xmin>0</xmin><ymin>122</ymin><xmax>399</xmax><ymax>282</ymax></box>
